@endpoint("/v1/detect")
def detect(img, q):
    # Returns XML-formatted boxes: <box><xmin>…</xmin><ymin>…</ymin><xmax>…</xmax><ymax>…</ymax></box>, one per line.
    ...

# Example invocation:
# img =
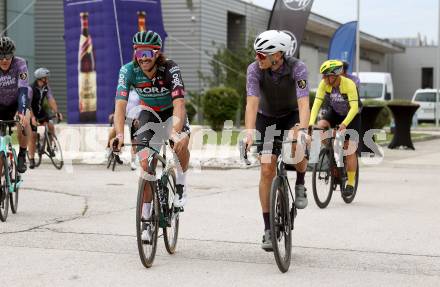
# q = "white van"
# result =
<box><xmin>354</xmin><ymin>72</ymin><xmax>393</xmax><ymax>101</ymax></box>
<box><xmin>411</xmin><ymin>89</ymin><xmax>440</xmax><ymax>123</ymax></box>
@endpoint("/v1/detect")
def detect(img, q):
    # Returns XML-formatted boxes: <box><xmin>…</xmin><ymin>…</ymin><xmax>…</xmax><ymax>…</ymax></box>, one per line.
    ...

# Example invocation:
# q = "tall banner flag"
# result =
<box><xmin>268</xmin><ymin>0</ymin><xmax>314</xmax><ymax>58</ymax></box>
<box><xmin>63</xmin><ymin>0</ymin><xmax>167</xmax><ymax>124</ymax></box>
<box><xmin>328</xmin><ymin>21</ymin><xmax>358</xmax><ymax>73</ymax></box>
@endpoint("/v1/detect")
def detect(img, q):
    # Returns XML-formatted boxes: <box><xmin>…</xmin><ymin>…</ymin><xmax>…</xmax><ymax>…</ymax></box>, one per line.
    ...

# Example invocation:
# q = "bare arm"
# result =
<box><xmin>245</xmin><ymin>96</ymin><xmax>259</xmax><ymax>131</ymax></box>
<box><xmin>114</xmin><ymin>99</ymin><xmax>127</xmax><ymax>137</ymax></box>
<box><xmin>297</xmin><ymin>96</ymin><xmax>310</xmax><ymax>130</ymax></box>
<box><xmin>172</xmin><ymin>98</ymin><xmax>186</xmax><ymax>133</ymax></box>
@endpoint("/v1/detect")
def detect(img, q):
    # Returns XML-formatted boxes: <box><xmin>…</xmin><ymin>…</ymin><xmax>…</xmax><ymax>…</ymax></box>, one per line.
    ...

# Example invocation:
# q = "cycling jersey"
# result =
<box><xmin>28</xmin><ymin>81</ymin><xmax>54</xmax><ymax>117</ymax></box>
<box><xmin>246</xmin><ymin>57</ymin><xmax>309</xmax><ymax>117</ymax></box>
<box><xmin>0</xmin><ymin>56</ymin><xmax>28</xmax><ymax>113</ymax></box>
<box><xmin>309</xmin><ymin>76</ymin><xmax>360</xmax><ymax>127</ymax></box>
<box><xmin>344</xmin><ymin>73</ymin><xmax>360</xmax><ymax>88</ymax></box>
<box><xmin>116</xmin><ymin>59</ymin><xmax>185</xmax><ymax>112</ymax></box>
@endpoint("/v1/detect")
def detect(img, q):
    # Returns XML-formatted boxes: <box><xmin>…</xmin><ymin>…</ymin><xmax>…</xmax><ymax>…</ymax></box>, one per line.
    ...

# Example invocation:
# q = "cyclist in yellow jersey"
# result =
<box><xmin>309</xmin><ymin>60</ymin><xmax>361</xmax><ymax>196</ymax></box>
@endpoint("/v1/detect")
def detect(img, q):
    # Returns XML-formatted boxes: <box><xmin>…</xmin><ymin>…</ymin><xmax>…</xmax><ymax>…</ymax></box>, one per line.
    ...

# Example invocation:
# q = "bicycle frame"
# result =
<box><xmin>0</xmin><ymin>122</ymin><xmax>21</xmax><ymax>193</ymax></box>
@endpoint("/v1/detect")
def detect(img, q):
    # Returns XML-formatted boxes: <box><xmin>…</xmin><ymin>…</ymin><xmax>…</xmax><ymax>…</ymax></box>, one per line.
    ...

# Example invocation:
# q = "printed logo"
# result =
<box><xmin>171</xmin><ymin>73</ymin><xmax>183</xmax><ymax>90</ymax></box>
<box><xmin>19</xmin><ymin>72</ymin><xmax>28</xmax><ymax>80</ymax></box>
<box><xmin>169</xmin><ymin>65</ymin><xmax>180</xmax><ymax>74</ymax></box>
<box><xmin>282</xmin><ymin>30</ymin><xmax>298</xmax><ymax>57</ymax></box>
<box><xmin>282</xmin><ymin>0</ymin><xmax>312</xmax><ymax>11</ymax></box>
<box><xmin>297</xmin><ymin>80</ymin><xmax>307</xmax><ymax>89</ymax></box>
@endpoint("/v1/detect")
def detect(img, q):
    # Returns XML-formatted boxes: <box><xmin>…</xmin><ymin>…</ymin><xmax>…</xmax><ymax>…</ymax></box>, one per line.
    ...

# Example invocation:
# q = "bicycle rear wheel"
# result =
<box><xmin>48</xmin><ymin>135</ymin><xmax>63</xmax><ymax>170</ymax></box>
<box><xmin>342</xmin><ymin>155</ymin><xmax>359</xmax><ymax>204</ymax></box>
<box><xmin>163</xmin><ymin>168</ymin><xmax>179</xmax><ymax>254</ymax></box>
<box><xmin>0</xmin><ymin>152</ymin><xmax>10</xmax><ymax>222</ymax></box>
<box><xmin>312</xmin><ymin>148</ymin><xmax>334</xmax><ymax>208</ymax></box>
<box><xmin>270</xmin><ymin>176</ymin><xmax>292</xmax><ymax>273</ymax></box>
<box><xmin>136</xmin><ymin>179</ymin><xmax>159</xmax><ymax>268</ymax></box>
<box><xmin>35</xmin><ymin>133</ymin><xmax>43</xmax><ymax>168</ymax></box>
<box><xmin>9</xmin><ymin>148</ymin><xmax>19</xmax><ymax>214</ymax></box>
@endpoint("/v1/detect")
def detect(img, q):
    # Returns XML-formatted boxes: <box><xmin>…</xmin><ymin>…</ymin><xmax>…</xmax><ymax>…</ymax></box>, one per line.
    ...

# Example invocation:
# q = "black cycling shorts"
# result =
<box><xmin>256</xmin><ymin>110</ymin><xmax>299</xmax><ymax>156</ymax></box>
<box><xmin>0</xmin><ymin>103</ymin><xmax>18</xmax><ymax>121</ymax></box>
<box><xmin>322</xmin><ymin>108</ymin><xmax>361</xmax><ymax>143</ymax></box>
<box><xmin>136</xmin><ymin>108</ymin><xmax>190</xmax><ymax>153</ymax></box>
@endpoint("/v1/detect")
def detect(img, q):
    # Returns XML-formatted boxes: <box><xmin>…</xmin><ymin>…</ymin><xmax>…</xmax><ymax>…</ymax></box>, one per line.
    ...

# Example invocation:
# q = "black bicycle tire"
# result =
<box><xmin>163</xmin><ymin>168</ymin><xmax>179</xmax><ymax>254</ymax></box>
<box><xmin>312</xmin><ymin>148</ymin><xmax>334</xmax><ymax>209</ymax></box>
<box><xmin>35</xmin><ymin>133</ymin><xmax>43</xmax><ymax>167</ymax></box>
<box><xmin>136</xmin><ymin>179</ymin><xmax>159</xmax><ymax>268</ymax></box>
<box><xmin>342</xmin><ymin>155</ymin><xmax>359</xmax><ymax>204</ymax></box>
<box><xmin>9</xmin><ymin>148</ymin><xmax>19</xmax><ymax>214</ymax></box>
<box><xmin>112</xmin><ymin>155</ymin><xmax>117</xmax><ymax>171</ymax></box>
<box><xmin>270</xmin><ymin>176</ymin><xmax>292</xmax><ymax>273</ymax></box>
<box><xmin>0</xmin><ymin>152</ymin><xmax>10</xmax><ymax>222</ymax></box>
<box><xmin>48</xmin><ymin>136</ymin><xmax>63</xmax><ymax>170</ymax></box>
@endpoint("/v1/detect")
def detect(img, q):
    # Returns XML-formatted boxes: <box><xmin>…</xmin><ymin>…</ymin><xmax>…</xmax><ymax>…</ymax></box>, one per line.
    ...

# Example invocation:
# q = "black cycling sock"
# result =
<box><xmin>296</xmin><ymin>171</ymin><xmax>305</xmax><ymax>185</ymax></box>
<box><xmin>19</xmin><ymin>147</ymin><xmax>27</xmax><ymax>156</ymax></box>
<box><xmin>263</xmin><ymin>212</ymin><xmax>270</xmax><ymax>231</ymax></box>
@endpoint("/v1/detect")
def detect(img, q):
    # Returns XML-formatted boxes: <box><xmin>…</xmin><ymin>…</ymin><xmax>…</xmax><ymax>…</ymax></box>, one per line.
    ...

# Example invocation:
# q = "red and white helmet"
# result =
<box><xmin>253</xmin><ymin>30</ymin><xmax>292</xmax><ymax>54</ymax></box>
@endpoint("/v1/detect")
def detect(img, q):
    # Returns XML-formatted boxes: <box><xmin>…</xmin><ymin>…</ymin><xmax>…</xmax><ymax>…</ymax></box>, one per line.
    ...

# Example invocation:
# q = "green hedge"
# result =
<box><xmin>202</xmin><ymin>86</ymin><xmax>240</xmax><ymax>131</ymax></box>
<box><xmin>185</xmin><ymin>101</ymin><xmax>196</xmax><ymax>123</ymax></box>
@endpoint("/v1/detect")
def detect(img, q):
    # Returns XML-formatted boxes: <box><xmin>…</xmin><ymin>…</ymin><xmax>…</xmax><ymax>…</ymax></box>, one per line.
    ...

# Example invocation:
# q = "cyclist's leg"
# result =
<box><xmin>28</xmin><ymin>121</ymin><xmax>38</xmax><ymax>163</ymax></box>
<box><xmin>137</xmin><ymin>109</ymin><xmax>163</xmax><ymax>218</ymax></box>
<box><xmin>344</xmin><ymin>114</ymin><xmax>361</xmax><ymax>188</ymax></box>
<box><xmin>15</xmin><ymin>108</ymin><xmax>31</xmax><ymax>172</ymax></box>
<box><xmin>256</xmin><ymin>112</ymin><xmax>279</xmax><ymax>234</ymax></box>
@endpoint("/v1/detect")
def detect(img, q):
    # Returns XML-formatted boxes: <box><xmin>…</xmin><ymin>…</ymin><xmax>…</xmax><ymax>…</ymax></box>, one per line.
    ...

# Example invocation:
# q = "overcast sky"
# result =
<box><xmin>249</xmin><ymin>0</ymin><xmax>439</xmax><ymax>44</ymax></box>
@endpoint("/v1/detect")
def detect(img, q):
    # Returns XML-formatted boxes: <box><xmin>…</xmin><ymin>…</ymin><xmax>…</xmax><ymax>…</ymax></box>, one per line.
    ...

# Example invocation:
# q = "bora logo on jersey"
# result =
<box><xmin>136</xmin><ymin>86</ymin><xmax>169</xmax><ymax>94</ymax></box>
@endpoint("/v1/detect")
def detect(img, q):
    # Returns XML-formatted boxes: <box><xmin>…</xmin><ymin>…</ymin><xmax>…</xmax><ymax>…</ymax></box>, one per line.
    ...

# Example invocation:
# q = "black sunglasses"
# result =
<box><xmin>0</xmin><ymin>54</ymin><xmax>13</xmax><ymax>60</ymax></box>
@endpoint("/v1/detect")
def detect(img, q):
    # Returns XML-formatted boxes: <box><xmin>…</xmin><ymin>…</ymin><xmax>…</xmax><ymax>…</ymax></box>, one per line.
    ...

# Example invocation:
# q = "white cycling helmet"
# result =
<box><xmin>34</xmin><ymin>67</ymin><xmax>50</xmax><ymax>79</ymax></box>
<box><xmin>253</xmin><ymin>30</ymin><xmax>292</xmax><ymax>54</ymax></box>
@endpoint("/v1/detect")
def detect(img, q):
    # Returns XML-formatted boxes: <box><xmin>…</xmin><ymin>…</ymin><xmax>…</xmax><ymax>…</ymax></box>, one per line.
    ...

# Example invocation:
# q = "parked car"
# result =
<box><xmin>412</xmin><ymin>89</ymin><xmax>440</xmax><ymax>123</ymax></box>
<box><xmin>355</xmin><ymin>72</ymin><xmax>393</xmax><ymax>101</ymax></box>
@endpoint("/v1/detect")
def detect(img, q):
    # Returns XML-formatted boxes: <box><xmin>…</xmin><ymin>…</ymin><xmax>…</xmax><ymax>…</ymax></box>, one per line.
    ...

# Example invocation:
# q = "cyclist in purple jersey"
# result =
<box><xmin>342</xmin><ymin>61</ymin><xmax>360</xmax><ymax>88</ymax></box>
<box><xmin>0</xmin><ymin>36</ymin><xmax>30</xmax><ymax>173</ymax></box>
<box><xmin>244</xmin><ymin>30</ymin><xmax>311</xmax><ymax>251</ymax></box>
<box><xmin>28</xmin><ymin>68</ymin><xmax>63</xmax><ymax>169</ymax></box>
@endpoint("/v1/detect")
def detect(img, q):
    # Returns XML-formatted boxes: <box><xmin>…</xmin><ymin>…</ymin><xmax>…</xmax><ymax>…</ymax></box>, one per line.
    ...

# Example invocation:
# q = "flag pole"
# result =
<box><xmin>436</xmin><ymin>0</ymin><xmax>440</xmax><ymax>127</ymax></box>
<box><xmin>356</xmin><ymin>0</ymin><xmax>360</xmax><ymax>75</ymax></box>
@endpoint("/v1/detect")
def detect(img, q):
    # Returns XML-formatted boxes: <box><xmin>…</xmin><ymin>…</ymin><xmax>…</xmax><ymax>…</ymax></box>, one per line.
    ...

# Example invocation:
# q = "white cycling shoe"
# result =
<box><xmin>173</xmin><ymin>184</ymin><xmax>187</xmax><ymax>208</ymax></box>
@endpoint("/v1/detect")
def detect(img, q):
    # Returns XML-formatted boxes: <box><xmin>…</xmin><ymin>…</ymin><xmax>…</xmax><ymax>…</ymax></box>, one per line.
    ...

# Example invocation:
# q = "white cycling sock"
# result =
<box><xmin>176</xmin><ymin>170</ymin><xmax>187</xmax><ymax>186</ymax></box>
<box><xmin>142</xmin><ymin>203</ymin><xmax>151</xmax><ymax>220</ymax></box>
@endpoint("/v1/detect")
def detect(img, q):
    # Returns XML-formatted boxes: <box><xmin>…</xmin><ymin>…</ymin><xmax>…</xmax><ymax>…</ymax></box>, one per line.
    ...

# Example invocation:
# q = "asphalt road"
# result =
<box><xmin>1</xmin><ymin>139</ymin><xmax>440</xmax><ymax>286</ymax></box>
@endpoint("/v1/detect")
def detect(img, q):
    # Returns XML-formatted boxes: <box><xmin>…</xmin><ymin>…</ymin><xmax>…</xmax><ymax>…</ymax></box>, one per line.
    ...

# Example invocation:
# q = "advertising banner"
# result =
<box><xmin>328</xmin><ymin>21</ymin><xmax>358</xmax><ymax>73</ymax></box>
<box><xmin>63</xmin><ymin>0</ymin><xmax>166</xmax><ymax>123</ymax></box>
<box><xmin>268</xmin><ymin>0</ymin><xmax>314</xmax><ymax>58</ymax></box>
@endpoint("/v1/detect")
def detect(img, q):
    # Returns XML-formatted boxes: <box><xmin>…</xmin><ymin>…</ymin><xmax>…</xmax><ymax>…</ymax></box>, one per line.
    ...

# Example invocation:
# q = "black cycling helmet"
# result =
<box><xmin>0</xmin><ymin>36</ymin><xmax>16</xmax><ymax>55</ymax></box>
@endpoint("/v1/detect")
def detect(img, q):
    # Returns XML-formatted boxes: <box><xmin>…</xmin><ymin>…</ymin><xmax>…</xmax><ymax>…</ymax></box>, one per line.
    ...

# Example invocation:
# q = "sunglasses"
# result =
<box><xmin>0</xmin><ymin>54</ymin><xmax>13</xmax><ymax>60</ymax></box>
<box><xmin>256</xmin><ymin>52</ymin><xmax>268</xmax><ymax>61</ymax></box>
<box><xmin>135</xmin><ymin>49</ymin><xmax>157</xmax><ymax>60</ymax></box>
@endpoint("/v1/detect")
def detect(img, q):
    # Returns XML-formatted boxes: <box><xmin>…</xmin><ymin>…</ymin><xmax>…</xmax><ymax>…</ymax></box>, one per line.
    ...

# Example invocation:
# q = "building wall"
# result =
<box><xmin>6</xmin><ymin>0</ymin><xmax>35</xmax><ymax>80</ymax></box>
<box><xmin>0</xmin><ymin>0</ymin><xmax>5</xmax><ymax>32</ymax></box>
<box><xmin>162</xmin><ymin>0</ymin><xmax>202</xmax><ymax>93</ymax></box>
<box><xmin>390</xmin><ymin>46</ymin><xmax>439</xmax><ymax>100</ymax></box>
<box><xmin>199</xmin><ymin>0</ymin><xmax>269</xmax><ymax>92</ymax></box>
<box><xmin>34</xmin><ymin>0</ymin><xmax>67</xmax><ymax>114</ymax></box>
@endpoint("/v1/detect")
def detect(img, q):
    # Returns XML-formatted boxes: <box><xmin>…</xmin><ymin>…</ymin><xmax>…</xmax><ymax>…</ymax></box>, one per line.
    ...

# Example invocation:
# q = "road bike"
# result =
<box><xmin>311</xmin><ymin>127</ymin><xmax>359</xmax><ymax>208</ymax></box>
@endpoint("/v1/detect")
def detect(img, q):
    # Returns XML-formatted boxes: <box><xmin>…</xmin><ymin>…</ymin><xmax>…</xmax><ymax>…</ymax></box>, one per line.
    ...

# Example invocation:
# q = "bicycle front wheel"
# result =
<box><xmin>9</xmin><ymin>148</ymin><xmax>19</xmax><ymax>214</ymax></box>
<box><xmin>163</xmin><ymin>168</ymin><xmax>179</xmax><ymax>254</ymax></box>
<box><xmin>270</xmin><ymin>176</ymin><xmax>292</xmax><ymax>273</ymax></box>
<box><xmin>35</xmin><ymin>134</ymin><xmax>43</xmax><ymax>168</ymax></box>
<box><xmin>312</xmin><ymin>148</ymin><xmax>334</xmax><ymax>209</ymax></box>
<box><xmin>136</xmin><ymin>179</ymin><xmax>159</xmax><ymax>268</ymax></box>
<box><xmin>0</xmin><ymin>152</ymin><xmax>10</xmax><ymax>222</ymax></box>
<box><xmin>49</xmin><ymin>136</ymin><xmax>63</xmax><ymax>170</ymax></box>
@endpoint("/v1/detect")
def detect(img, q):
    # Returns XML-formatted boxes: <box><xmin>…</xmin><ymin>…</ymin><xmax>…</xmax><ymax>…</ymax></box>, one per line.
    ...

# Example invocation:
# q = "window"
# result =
<box><xmin>421</xmin><ymin>67</ymin><xmax>433</xmax><ymax>89</ymax></box>
<box><xmin>415</xmin><ymin>92</ymin><xmax>436</xmax><ymax>102</ymax></box>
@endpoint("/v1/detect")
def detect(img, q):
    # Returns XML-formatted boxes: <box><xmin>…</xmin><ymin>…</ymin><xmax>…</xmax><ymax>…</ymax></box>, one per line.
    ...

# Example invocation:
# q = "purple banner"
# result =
<box><xmin>268</xmin><ymin>0</ymin><xmax>314</xmax><ymax>58</ymax></box>
<box><xmin>63</xmin><ymin>0</ymin><xmax>167</xmax><ymax>124</ymax></box>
